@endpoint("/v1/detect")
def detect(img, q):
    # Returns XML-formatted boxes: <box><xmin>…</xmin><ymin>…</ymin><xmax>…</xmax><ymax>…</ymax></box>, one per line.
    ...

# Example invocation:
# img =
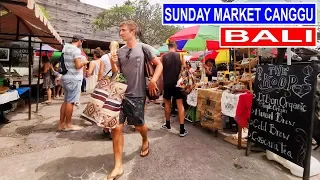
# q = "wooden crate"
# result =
<box><xmin>197</xmin><ymin>88</ymin><xmax>223</xmax><ymax>130</ymax></box>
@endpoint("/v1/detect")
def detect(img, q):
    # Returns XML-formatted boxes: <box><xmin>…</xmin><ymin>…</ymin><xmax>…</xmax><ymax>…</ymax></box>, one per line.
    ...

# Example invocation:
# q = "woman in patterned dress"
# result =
<box><xmin>41</xmin><ymin>56</ymin><xmax>55</xmax><ymax>104</ymax></box>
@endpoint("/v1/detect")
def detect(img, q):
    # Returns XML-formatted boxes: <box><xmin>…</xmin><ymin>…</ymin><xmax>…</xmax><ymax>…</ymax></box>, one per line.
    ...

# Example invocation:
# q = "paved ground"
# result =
<box><xmin>0</xmin><ymin>94</ymin><xmax>320</xmax><ymax>180</ymax></box>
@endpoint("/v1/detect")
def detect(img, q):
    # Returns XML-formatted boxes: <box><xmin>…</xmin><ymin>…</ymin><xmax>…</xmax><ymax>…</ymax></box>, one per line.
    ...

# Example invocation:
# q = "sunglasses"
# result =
<box><xmin>126</xmin><ymin>49</ymin><xmax>132</xmax><ymax>60</ymax></box>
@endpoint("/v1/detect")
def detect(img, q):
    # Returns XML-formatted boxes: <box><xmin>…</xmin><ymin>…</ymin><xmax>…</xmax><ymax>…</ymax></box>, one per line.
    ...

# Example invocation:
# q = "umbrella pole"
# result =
<box><xmin>287</xmin><ymin>47</ymin><xmax>291</xmax><ymax>65</ymax></box>
<box><xmin>36</xmin><ymin>42</ymin><xmax>42</xmax><ymax>112</ymax></box>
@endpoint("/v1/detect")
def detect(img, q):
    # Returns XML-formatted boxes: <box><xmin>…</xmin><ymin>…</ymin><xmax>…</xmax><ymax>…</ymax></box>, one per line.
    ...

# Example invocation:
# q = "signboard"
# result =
<box><xmin>248</xmin><ymin>64</ymin><xmax>316</xmax><ymax>167</ymax></box>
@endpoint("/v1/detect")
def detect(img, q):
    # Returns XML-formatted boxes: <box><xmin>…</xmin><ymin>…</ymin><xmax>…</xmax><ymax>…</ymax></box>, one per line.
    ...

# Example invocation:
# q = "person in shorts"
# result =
<box><xmin>107</xmin><ymin>20</ymin><xmax>163</xmax><ymax>180</ymax></box>
<box><xmin>58</xmin><ymin>35</ymin><xmax>89</xmax><ymax>131</ymax></box>
<box><xmin>161</xmin><ymin>40</ymin><xmax>188</xmax><ymax>137</ymax></box>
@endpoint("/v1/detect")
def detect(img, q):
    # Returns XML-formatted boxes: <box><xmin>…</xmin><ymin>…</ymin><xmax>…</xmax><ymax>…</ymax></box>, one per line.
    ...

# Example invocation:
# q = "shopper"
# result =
<box><xmin>58</xmin><ymin>35</ymin><xmax>89</xmax><ymax>131</ymax></box>
<box><xmin>107</xmin><ymin>20</ymin><xmax>163</xmax><ymax>180</ymax></box>
<box><xmin>161</xmin><ymin>40</ymin><xmax>188</xmax><ymax>137</ymax></box>
<box><xmin>41</xmin><ymin>56</ymin><xmax>55</xmax><ymax>104</ymax></box>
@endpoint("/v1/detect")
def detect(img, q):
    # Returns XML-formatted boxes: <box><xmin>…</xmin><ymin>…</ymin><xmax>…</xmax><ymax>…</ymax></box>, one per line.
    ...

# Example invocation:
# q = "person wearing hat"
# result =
<box><xmin>58</xmin><ymin>35</ymin><xmax>89</xmax><ymax>131</ymax></box>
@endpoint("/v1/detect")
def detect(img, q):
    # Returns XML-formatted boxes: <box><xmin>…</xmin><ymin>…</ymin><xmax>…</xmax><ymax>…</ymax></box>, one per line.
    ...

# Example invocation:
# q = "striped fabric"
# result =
<box><xmin>61</xmin><ymin>44</ymin><xmax>83</xmax><ymax>81</ymax></box>
<box><xmin>82</xmin><ymin>77</ymin><xmax>127</xmax><ymax>129</ymax></box>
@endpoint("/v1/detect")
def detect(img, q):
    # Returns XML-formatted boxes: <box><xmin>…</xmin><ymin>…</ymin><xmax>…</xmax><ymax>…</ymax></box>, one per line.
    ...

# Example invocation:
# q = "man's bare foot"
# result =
<box><xmin>64</xmin><ymin>125</ymin><xmax>83</xmax><ymax>131</ymax></box>
<box><xmin>57</xmin><ymin>124</ymin><xmax>66</xmax><ymax>131</ymax></box>
<box><xmin>105</xmin><ymin>167</ymin><xmax>124</xmax><ymax>180</ymax></box>
<box><xmin>140</xmin><ymin>140</ymin><xmax>149</xmax><ymax>157</ymax></box>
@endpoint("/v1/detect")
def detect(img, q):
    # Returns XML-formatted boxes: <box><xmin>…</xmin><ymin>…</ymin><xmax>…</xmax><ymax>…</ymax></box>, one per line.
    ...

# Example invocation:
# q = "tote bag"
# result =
<box><xmin>82</xmin><ymin>72</ymin><xmax>127</xmax><ymax>129</ymax></box>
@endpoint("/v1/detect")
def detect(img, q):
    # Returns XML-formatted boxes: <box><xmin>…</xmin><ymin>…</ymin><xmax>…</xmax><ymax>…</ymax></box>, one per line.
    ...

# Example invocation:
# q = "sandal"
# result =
<box><xmin>41</xmin><ymin>101</ymin><xmax>51</xmax><ymax>104</ymax></box>
<box><xmin>140</xmin><ymin>141</ymin><xmax>149</xmax><ymax>157</ymax></box>
<box><xmin>105</xmin><ymin>170</ymin><xmax>124</xmax><ymax>180</ymax></box>
<box><xmin>64</xmin><ymin>125</ymin><xmax>83</xmax><ymax>131</ymax></box>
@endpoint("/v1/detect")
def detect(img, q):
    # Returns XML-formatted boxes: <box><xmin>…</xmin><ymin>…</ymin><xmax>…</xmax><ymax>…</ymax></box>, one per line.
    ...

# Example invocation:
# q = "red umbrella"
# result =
<box><xmin>190</xmin><ymin>51</ymin><xmax>218</xmax><ymax>61</ymax></box>
<box><xmin>190</xmin><ymin>51</ymin><xmax>206</xmax><ymax>61</ymax></box>
<box><xmin>170</xmin><ymin>26</ymin><xmax>200</xmax><ymax>41</ymax></box>
<box><xmin>206</xmin><ymin>40</ymin><xmax>229</xmax><ymax>51</ymax></box>
<box><xmin>35</xmin><ymin>51</ymin><xmax>54</xmax><ymax>57</ymax></box>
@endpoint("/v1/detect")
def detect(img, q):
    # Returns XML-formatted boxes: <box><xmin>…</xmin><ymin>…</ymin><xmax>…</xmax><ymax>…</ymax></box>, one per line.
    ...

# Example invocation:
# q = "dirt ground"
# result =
<box><xmin>0</xmin><ymin>94</ymin><xmax>319</xmax><ymax>180</ymax></box>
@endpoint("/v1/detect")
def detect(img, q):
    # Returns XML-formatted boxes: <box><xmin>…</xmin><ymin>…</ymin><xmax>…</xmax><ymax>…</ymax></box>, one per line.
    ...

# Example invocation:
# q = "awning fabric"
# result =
<box><xmin>0</xmin><ymin>0</ymin><xmax>63</xmax><ymax>49</ymax></box>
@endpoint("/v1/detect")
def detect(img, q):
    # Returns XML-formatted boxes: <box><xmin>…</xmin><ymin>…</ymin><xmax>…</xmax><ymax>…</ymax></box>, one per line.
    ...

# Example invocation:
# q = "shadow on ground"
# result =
<box><xmin>35</xmin><ymin>150</ymin><xmax>138</xmax><ymax>180</ymax></box>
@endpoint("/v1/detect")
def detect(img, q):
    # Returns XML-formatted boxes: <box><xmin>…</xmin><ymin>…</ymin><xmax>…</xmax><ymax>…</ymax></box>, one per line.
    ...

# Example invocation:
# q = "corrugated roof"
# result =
<box><xmin>0</xmin><ymin>0</ymin><xmax>63</xmax><ymax>49</ymax></box>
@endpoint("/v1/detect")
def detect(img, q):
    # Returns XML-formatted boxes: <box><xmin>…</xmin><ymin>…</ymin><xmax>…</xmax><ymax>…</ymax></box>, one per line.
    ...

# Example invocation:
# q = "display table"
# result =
<box><xmin>0</xmin><ymin>90</ymin><xmax>20</xmax><ymax>123</ymax></box>
<box><xmin>0</xmin><ymin>90</ymin><xmax>19</xmax><ymax>105</ymax></box>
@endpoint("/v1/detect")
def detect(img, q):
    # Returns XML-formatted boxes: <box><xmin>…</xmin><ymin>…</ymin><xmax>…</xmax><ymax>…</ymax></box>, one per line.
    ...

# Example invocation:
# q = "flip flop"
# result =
<box><xmin>41</xmin><ymin>101</ymin><xmax>51</xmax><ymax>104</ymax></box>
<box><xmin>140</xmin><ymin>141</ymin><xmax>149</xmax><ymax>157</ymax></box>
<box><xmin>64</xmin><ymin>125</ymin><xmax>83</xmax><ymax>131</ymax></box>
<box><xmin>105</xmin><ymin>171</ymin><xmax>124</xmax><ymax>180</ymax></box>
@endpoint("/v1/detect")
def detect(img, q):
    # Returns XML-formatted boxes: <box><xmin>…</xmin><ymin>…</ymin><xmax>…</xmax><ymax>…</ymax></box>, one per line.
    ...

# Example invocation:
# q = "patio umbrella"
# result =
<box><xmin>151</xmin><ymin>46</ymin><xmax>160</xmax><ymax>56</ymax></box>
<box><xmin>50</xmin><ymin>51</ymin><xmax>62</xmax><ymax>61</ymax></box>
<box><xmin>168</xmin><ymin>25</ymin><xmax>220</xmax><ymax>51</ymax></box>
<box><xmin>169</xmin><ymin>25</ymin><xmax>220</xmax><ymax>41</ymax></box>
<box><xmin>190</xmin><ymin>51</ymin><xmax>214</xmax><ymax>61</ymax></box>
<box><xmin>158</xmin><ymin>45</ymin><xmax>169</xmax><ymax>53</ymax></box>
<box><xmin>35</xmin><ymin>44</ymin><xmax>57</xmax><ymax>56</ymax></box>
<box><xmin>35</xmin><ymin>44</ymin><xmax>57</xmax><ymax>51</ymax></box>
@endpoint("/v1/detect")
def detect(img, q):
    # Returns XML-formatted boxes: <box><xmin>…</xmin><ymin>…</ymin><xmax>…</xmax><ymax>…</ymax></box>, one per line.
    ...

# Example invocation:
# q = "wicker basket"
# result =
<box><xmin>0</xmin><ymin>86</ymin><xmax>9</xmax><ymax>94</ymax></box>
<box><xmin>237</xmin><ymin>48</ymin><xmax>255</xmax><ymax>54</ymax></box>
<box><xmin>240</xmin><ymin>58</ymin><xmax>258</xmax><ymax>69</ymax></box>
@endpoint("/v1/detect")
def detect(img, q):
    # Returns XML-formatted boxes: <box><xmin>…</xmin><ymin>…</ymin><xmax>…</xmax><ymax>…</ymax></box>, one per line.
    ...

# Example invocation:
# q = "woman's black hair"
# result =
<box><xmin>206</xmin><ymin>59</ymin><xmax>215</xmax><ymax>64</ymax></box>
<box><xmin>93</xmin><ymin>48</ymin><xmax>103</xmax><ymax>58</ymax></box>
<box><xmin>41</xmin><ymin>56</ymin><xmax>50</xmax><ymax>63</ymax></box>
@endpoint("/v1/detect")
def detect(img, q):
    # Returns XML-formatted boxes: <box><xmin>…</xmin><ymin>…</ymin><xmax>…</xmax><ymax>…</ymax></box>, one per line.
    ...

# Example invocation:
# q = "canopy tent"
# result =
<box><xmin>0</xmin><ymin>0</ymin><xmax>63</xmax><ymax>118</ymax></box>
<box><xmin>0</xmin><ymin>0</ymin><xmax>63</xmax><ymax>49</ymax></box>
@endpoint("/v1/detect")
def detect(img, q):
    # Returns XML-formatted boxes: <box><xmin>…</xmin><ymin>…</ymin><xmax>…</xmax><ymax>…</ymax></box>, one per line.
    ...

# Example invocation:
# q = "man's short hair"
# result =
<box><xmin>168</xmin><ymin>40</ymin><xmax>177</xmax><ymax>49</ymax></box>
<box><xmin>120</xmin><ymin>20</ymin><xmax>140</xmax><ymax>36</ymax></box>
<box><xmin>72</xmin><ymin>35</ymin><xmax>85</xmax><ymax>43</ymax></box>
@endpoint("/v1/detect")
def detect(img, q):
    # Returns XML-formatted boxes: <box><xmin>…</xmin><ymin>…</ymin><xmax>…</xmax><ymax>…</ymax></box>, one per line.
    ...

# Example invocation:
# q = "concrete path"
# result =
<box><xmin>0</xmin><ymin>94</ymin><xmax>319</xmax><ymax>180</ymax></box>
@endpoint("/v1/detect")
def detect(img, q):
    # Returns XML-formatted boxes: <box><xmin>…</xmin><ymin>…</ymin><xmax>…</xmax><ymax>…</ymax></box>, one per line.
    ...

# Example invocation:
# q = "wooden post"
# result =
<box><xmin>28</xmin><ymin>35</ymin><xmax>32</xmax><ymax>120</ymax></box>
<box><xmin>248</xmin><ymin>48</ymin><xmax>253</xmax><ymax>92</ymax></box>
<box><xmin>234</xmin><ymin>48</ymin><xmax>237</xmax><ymax>82</ymax></box>
<box><xmin>36</xmin><ymin>42</ymin><xmax>42</xmax><ymax>112</ymax></box>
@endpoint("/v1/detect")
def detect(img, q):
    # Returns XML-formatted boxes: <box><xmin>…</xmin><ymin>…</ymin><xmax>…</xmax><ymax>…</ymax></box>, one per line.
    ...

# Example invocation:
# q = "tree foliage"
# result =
<box><xmin>93</xmin><ymin>0</ymin><xmax>182</xmax><ymax>46</ymax></box>
<box><xmin>38</xmin><ymin>5</ymin><xmax>51</xmax><ymax>20</ymax></box>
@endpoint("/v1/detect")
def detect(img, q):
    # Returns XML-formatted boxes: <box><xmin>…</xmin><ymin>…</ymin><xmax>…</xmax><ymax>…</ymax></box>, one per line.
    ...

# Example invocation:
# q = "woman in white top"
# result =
<box><xmin>88</xmin><ymin>48</ymin><xmax>104</xmax><ymax>79</ymax></box>
<box><xmin>86</xmin><ymin>48</ymin><xmax>104</xmax><ymax>93</ymax></box>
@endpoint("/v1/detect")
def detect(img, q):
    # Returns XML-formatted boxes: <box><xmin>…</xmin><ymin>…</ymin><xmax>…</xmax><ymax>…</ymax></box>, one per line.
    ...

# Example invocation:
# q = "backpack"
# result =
<box><xmin>58</xmin><ymin>53</ymin><xmax>68</xmax><ymax>75</ymax></box>
<box><xmin>141</xmin><ymin>44</ymin><xmax>163</xmax><ymax>100</ymax></box>
<box><xmin>176</xmin><ymin>53</ymin><xmax>196</xmax><ymax>95</ymax></box>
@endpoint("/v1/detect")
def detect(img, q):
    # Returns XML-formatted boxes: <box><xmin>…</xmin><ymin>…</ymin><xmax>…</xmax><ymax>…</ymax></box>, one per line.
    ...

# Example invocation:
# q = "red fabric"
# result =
<box><xmin>190</xmin><ymin>51</ymin><xmax>205</xmax><ymax>61</ymax></box>
<box><xmin>203</xmin><ymin>51</ymin><xmax>218</xmax><ymax>61</ymax></box>
<box><xmin>235</xmin><ymin>92</ymin><xmax>253</xmax><ymax>128</ymax></box>
<box><xmin>35</xmin><ymin>51</ymin><xmax>54</xmax><ymax>57</ymax></box>
<box><xmin>169</xmin><ymin>25</ymin><xmax>200</xmax><ymax>41</ymax></box>
<box><xmin>206</xmin><ymin>40</ymin><xmax>229</xmax><ymax>50</ymax></box>
<box><xmin>190</xmin><ymin>51</ymin><xmax>218</xmax><ymax>61</ymax></box>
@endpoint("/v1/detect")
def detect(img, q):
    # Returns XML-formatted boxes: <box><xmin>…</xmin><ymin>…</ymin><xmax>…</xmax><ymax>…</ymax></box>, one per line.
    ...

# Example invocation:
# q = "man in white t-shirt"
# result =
<box><xmin>101</xmin><ymin>53</ymin><xmax>112</xmax><ymax>77</ymax></box>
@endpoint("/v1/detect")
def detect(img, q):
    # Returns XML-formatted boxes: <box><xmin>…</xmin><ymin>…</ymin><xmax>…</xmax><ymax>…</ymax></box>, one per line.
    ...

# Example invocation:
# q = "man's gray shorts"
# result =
<box><xmin>62</xmin><ymin>80</ymin><xmax>81</xmax><ymax>103</ymax></box>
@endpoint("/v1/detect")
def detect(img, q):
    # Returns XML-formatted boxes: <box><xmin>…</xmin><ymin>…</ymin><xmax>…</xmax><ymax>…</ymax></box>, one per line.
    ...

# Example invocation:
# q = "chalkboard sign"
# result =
<box><xmin>248</xmin><ymin>64</ymin><xmax>317</xmax><ymax>167</ymax></box>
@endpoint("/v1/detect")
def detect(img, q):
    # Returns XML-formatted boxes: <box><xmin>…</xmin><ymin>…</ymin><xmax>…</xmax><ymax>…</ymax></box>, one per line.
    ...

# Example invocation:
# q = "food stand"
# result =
<box><xmin>185</xmin><ymin>48</ymin><xmax>256</xmax><ymax>149</ymax></box>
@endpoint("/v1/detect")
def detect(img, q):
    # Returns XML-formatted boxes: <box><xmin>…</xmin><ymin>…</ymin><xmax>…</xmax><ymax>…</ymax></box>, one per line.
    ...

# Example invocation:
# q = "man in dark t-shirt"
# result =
<box><xmin>161</xmin><ymin>41</ymin><xmax>188</xmax><ymax>137</ymax></box>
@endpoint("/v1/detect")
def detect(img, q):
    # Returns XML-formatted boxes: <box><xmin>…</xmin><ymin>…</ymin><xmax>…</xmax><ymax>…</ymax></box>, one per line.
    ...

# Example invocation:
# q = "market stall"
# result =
<box><xmin>0</xmin><ymin>0</ymin><xmax>63</xmax><ymax>119</ymax></box>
